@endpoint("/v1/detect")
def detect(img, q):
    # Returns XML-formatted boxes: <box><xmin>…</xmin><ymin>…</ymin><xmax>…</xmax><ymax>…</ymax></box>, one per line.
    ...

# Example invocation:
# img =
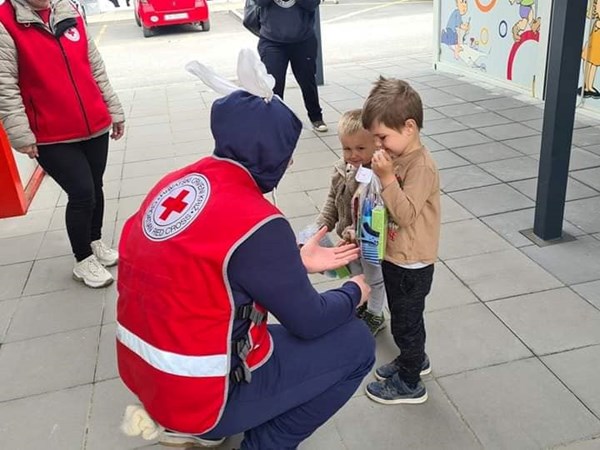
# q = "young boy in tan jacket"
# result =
<box><xmin>315</xmin><ymin>109</ymin><xmax>387</xmax><ymax>335</ymax></box>
<box><xmin>361</xmin><ymin>77</ymin><xmax>441</xmax><ymax>404</ymax></box>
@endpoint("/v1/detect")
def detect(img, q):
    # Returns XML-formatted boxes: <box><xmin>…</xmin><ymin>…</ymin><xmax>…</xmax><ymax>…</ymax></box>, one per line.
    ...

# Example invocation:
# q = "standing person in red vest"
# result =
<box><xmin>117</xmin><ymin>74</ymin><xmax>375</xmax><ymax>448</ymax></box>
<box><xmin>0</xmin><ymin>0</ymin><xmax>125</xmax><ymax>288</ymax></box>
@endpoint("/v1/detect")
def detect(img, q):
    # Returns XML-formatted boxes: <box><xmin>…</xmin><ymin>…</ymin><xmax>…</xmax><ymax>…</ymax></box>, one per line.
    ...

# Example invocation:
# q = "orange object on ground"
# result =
<box><xmin>0</xmin><ymin>123</ymin><xmax>44</xmax><ymax>218</ymax></box>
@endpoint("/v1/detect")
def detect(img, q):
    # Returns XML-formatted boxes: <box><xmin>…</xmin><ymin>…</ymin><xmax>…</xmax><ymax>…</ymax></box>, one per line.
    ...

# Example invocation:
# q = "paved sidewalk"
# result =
<box><xmin>1</xmin><ymin>52</ymin><xmax>600</xmax><ymax>450</ymax></box>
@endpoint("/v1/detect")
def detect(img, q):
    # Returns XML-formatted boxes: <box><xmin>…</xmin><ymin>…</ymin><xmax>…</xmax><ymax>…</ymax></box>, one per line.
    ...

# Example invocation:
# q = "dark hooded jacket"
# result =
<box><xmin>209</xmin><ymin>91</ymin><xmax>361</xmax><ymax>348</ymax></box>
<box><xmin>255</xmin><ymin>0</ymin><xmax>319</xmax><ymax>43</ymax></box>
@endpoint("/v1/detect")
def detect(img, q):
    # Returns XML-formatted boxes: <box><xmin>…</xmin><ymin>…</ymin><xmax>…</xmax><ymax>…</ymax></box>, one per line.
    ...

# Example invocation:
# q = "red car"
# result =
<box><xmin>134</xmin><ymin>0</ymin><xmax>210</xmax><ymax>37</ymax></box>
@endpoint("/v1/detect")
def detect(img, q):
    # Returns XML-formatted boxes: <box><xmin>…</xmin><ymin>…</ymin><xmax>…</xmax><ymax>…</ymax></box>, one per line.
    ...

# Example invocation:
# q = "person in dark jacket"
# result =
<box><xmin>256</xmin><ymin>0</ymin><xmax>329</xmax><ymax>132</ymax></box>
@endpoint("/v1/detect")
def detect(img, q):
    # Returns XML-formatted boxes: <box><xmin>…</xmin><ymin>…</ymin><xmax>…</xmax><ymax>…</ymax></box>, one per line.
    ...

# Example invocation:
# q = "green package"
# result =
<box><xmin>371</xmin><ymin>205</ymin><xmax>388</xmax><ymax>260</ymax></box>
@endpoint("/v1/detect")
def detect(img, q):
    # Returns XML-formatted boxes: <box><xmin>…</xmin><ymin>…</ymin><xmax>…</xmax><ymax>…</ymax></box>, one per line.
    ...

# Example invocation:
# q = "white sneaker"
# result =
<box><xmin>159</xmin><ymin>431</ymin><xmax>225</xmax><ymax>447</ymax></box>
<box><xmin>91</xmin><ymin>239</ymin><xmax>119</xmax><ymax>267</ymax></box>
<box><xmin>73</xmin><ymin>255</ymin><xmax>114</xmax><ymax>288</ymax></box>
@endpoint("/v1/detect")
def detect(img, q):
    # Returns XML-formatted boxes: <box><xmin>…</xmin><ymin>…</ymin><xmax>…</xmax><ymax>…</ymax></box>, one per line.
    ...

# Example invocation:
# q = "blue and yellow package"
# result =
<box><xmin>356</xmin><ymin>170</ymin><xmax>388</xmax><ymax>265</ymax></box>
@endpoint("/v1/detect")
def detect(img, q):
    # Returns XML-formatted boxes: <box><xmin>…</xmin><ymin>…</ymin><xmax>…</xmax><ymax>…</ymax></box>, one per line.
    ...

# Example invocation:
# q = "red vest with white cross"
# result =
<box><xmin>116</xmin><ymin>156</ymin><xmax>280</xmax><ymax>434</ymax></box>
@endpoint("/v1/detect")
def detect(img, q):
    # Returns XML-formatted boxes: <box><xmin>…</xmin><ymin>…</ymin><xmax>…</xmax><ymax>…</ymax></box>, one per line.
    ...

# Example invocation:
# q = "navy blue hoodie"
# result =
<box><xmin>211</xmin><ymin>91</ymin><xmax>361</xmax><ymax>345</ymax></box>
<box><xmin>256</xmin><ymin>0</ymin><xmax>320</xmax><ymax>43</ymax></box>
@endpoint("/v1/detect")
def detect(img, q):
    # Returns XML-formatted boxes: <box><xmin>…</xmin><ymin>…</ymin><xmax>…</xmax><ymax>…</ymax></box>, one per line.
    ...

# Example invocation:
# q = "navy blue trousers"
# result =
<box><xmin>204</xmin><ymin>320</ymin><xmax>375</xmax><ymax>449</ymax></box>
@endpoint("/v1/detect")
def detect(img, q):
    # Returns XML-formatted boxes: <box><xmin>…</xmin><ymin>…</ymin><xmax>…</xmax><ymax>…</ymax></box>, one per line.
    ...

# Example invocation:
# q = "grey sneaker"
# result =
<box><xmin>159</xmin><ymin>431</ymin><xmax>225</xmax><ymax>447</ymax></box>
<box><xmin>312</xmin><ymin>120</ymin><xmax>328</xmax><ymax>132</ymax></box>
<box><xmin>375</xmin><ymin>353</ymin><xmax>431</xmax><ymax>381</ymax></box>
<box><xmin>362</xmin><ymin>310</ymin><xmax>386</xmax><ymax>336</ymax></box>
<box><xmin>366</xmin><ymin>373</ymin><xmax>428</xmax><ymax>405</ymax></box>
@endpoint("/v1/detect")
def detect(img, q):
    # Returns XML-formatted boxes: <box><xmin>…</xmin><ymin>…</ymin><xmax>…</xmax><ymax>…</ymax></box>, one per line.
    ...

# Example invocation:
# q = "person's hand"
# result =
<box><xmin>372</xmin><ymin>149</ymin><xmax>396</xmax><ymax>188</ymax></box>
<box><xmin>300</xmin><ymin>226</ymin><xmax>360</xmax><ymax>274</ymax></box>
<box><xmin>111</xmin><ymin>122</ymin><xmax>125</xmax><ymax>140</ymax></box>
<box><xmin>350</xmin><ymin>274</ymin><xmax>371</xmax><ymax>308</ymax></box>
<box><xmin>16</xmin><ymin>144</ymin><xmax>39</xmax><ymax>159</ymax></box>
<box><xmin>341</xmin><ymin>226</ymin><xmax>356</xmax><ymax>244</ymax></box>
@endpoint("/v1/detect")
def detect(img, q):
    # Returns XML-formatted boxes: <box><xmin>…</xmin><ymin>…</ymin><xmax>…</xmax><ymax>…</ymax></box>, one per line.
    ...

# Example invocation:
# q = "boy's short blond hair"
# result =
<box><xmin>361</xmin><ymin>77</ymin><xmax>423</xmax><ymax>131</ymax></box>
<box><xmin>337</xmin><ymin>109</ymin><xmax>365</xmax><ymax>136</ymax></box>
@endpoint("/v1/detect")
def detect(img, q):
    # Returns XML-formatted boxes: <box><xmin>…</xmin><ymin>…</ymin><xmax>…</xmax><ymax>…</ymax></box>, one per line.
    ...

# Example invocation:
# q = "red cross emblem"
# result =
<box><xmin>159</xmin><ymin>189</ymin><xmax>190</xmax><ymax>221</ymax></box>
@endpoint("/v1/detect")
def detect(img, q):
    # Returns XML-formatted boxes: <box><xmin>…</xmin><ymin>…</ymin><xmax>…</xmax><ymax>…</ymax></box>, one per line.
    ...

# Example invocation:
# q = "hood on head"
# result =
<box><xmin>211</xmin><ymin>90</ymin><xmax>302</xmax><ymax>193</ymax></box>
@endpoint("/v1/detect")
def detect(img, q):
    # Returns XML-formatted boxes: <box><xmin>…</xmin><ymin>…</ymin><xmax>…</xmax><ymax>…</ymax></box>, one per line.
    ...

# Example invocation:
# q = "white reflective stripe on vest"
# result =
<box><xmin>116</xmin><ymin>322</ymin><xmax>228</xmax><ymax>377</ymax></box>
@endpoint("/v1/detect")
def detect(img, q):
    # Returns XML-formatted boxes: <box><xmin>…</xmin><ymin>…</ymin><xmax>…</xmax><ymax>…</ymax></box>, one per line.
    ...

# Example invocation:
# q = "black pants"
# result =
<box><xmin>382</xmin><ymin>262</ymin><xmax>434</xmax><ymax>385</ymax></box>
<box><xmin>258</xmin><ymin>35</ymin><xmax>323</xmax><ymax>122</ymax></box>
<box><xmin>37</xmin><ymin>133</ymin><xmax>109</xmax><ymax>262</ymax></box>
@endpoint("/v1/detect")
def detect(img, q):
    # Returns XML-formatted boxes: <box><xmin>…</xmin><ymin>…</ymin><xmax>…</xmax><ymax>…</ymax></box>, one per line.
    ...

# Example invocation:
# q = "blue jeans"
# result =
<box><xmin>204</xmin><ymin>320</ymin><xmax>375</xmax><ymax>449</ymax></box>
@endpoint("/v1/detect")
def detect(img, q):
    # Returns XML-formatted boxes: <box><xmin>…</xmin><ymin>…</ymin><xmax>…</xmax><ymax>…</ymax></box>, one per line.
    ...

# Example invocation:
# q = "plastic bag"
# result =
<box><xmin>356</xmin><ymin>168</ymin><xmax>388</xmax><ymax>265</ymax></box>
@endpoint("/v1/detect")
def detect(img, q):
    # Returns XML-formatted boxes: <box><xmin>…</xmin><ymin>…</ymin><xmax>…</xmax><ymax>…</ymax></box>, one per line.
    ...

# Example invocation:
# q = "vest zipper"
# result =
<box><xmin>57</xmin><ymin>38</ymin><xmax>92</xmax><ymax>136</ymax></box>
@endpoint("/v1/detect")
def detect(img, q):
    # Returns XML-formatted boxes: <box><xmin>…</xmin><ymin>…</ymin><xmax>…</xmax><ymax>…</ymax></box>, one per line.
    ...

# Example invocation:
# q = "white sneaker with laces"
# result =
<box><xmin>91</xmin><ymin>239</ymin><xmax>119</xmax><ymax>267</ymax></box>
<box><xmin>73</xmin><ymin>255</ymin><xmax>114</xmax><ymax>288</ymax></box>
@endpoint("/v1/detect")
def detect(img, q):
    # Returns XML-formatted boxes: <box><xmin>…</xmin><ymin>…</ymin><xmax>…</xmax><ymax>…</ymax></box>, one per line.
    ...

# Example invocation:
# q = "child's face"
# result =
<box><xmin>457</xmin><ymin>0</ymin><xmax>467</xmax><ymax>15</ymax></box>
<box><xmin>369</xmin><ymin>121</ymin><xmax>418</xmax><ymax>159</ymax></box>
<box><xmin>339</xmin><ymin>129</ymin><xmax>377</xmax><ymax>168</ymax></box>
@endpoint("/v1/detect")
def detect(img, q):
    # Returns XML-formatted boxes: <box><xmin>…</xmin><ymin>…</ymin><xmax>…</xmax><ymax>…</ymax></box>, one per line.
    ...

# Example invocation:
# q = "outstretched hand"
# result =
<box><xmin>300</xmin><ymin>226</ymin><xmax>360</xmax><ymax>274</ymax></box>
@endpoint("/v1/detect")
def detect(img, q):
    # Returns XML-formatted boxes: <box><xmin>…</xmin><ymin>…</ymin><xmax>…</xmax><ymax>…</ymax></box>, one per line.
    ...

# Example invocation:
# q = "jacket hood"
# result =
<box><xmin>211</xmin><ymin>90</ymin><xmax>302</xmax><ymax>193</ymax></box>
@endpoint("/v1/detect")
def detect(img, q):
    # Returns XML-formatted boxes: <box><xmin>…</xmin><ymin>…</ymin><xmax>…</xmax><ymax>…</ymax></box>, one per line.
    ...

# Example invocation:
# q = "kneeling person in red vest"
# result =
<box><xmin>116</xmin><ymin>88</ymin><xmax>375</xmax><ymax>449</ymax></box>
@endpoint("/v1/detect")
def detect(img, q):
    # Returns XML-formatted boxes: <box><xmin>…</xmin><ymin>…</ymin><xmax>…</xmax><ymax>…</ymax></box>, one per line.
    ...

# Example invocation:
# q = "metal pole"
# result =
<box><xmin>532</xmin><ymin>0</ymin><xmax>587</xmax><ymax>241</ymax></box>
<box><xmin>314</xmin><ymin>5</ymin><xmax>324</xmax><ymax>86</ymax></box>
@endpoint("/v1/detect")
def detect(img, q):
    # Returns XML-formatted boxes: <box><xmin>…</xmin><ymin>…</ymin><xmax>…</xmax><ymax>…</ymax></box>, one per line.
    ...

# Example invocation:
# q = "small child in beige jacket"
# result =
<box><xmin>315</xmin><ymin>109</ymin><xmax>387</xmax><ymax>335</ymax></box>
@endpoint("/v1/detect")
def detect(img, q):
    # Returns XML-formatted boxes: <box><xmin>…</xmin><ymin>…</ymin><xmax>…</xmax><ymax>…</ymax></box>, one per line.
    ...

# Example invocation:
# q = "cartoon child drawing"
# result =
<box><xmin>509</xmin><ymin>0</ymin><xmax>541</xmax><ymax>42</ymax></box>
<box><xmin>441</xmin><ymin>0</ymin><xmax>470</xmax><ymax>59</ymax></box>
<box><xmin>581</xmin><ymin>0</ymin><xmax>600</xmax><ymax>98</ymax></box>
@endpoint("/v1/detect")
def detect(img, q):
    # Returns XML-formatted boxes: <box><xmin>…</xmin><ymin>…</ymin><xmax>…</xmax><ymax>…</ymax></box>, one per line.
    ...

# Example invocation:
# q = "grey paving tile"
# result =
<box><xmin>510</xmin><ymin>177</ymin><xmax>598</xmax><ymax>202</ymax></box>
<box><xmin>478</xmin><ymin>123</ymin><xmax>539</xmax><ymax>141</ymax></box>
<box><xmin>124</xmin><ymin>144</ymin><xmax>176</xmax><ymax>163</ymax></box>
<box><xmin>422</xmin><ymin>77</ymin><xmax>466</xmax><ymax>89</ymax></box>
<box><xmin>122</xmin><ymin>158</ymin><xmax>176</xmax><ymax>179</ymax></box>
<box><xmin>426</xmin><ymin>262</ymin><xmax>479</xmax><ymax>312</ymax></box>
<box><xmin>490</xmin><ymin>288</ymin><xmax>600</xmax><ymax>355</ymax></box>
<box><xmin>327</xmin><ymin>98</ymin><xmax>365</xmax><ymax>113</ymax></box>
<box><xmin>441</xmin><ymin>195</ymin><xmax>474</xmax><ymax>223</ymax></box>
<box><xmin>454</xmin><ymin>111</ymin><xmax>513</xmax><ymax>128</ymax></box>
<box><xmin>446</xmin><ymin>248</ymin><xmax>562</xmax><ymax>301</ymax></box>
<box><xmin>566</xmin><ymin>147</ymin><xmax>600</xmax><ymax>171</ymax></box>
<box><xmin>107</xmin><ymin>150</ymin><xmax>125</xmax><ymax>166</ymax></box>
<box><xmin>5</xmin><ymin>288</ymin><xmax>103</xmax><ymax>342</ymax></box>
<box><xmin>0</xmin><ymin>298</ymin><xmax>17</xmax><ymax>343</ymax></box>
<box><xmin>86</xmin><ymin>378</ymin><xmax>151</xmax><ymax>450</ymax></box>
<box><xmin>334</xmin><ymin>381</ymin><xmax>481</xmax><ymax>450</ymax></box>
<box><xmin>481</xmin><ymin>208</ymin><xmax>584</xmax><ymax>248</ymax></box>
<box><xmin>449</xmin><ymin>184</ymin><xmax>534</xmax><ymax>216</ymax></box>
<box><xmin>440</xmin><ymin>165</ymin><xmax>499</xmax><ymax>193</ymax></box>
<box><xmin>441</xmin><ymin>84</ymin><xmax>499</xmax><ymax>102</ymax></box>
<box><xmin>435</xmin><ymin>102</ymin><xmax>487</xmax><ymax>117</ymax></box>
<box><xmin>503</xmin><ymin>134</ymin><xmax>542</xmax><ymax>155</ymax></box>
<box><xmin>427</xmin><ymin>303</ymin><xmax>531</xmax><ymax>375</ymax></box>
<box><xmin>275</xmin><ymin>192</ymin><xmax>319</xmax><ymax>218</ymax></box>
<box><xmin>419</xmin><ymin>89</ymin><xmax>467</xmax><ymax>108</ymax></box>
<box><xmin>289</xmin><ymin>151</ymin><xmax>339</xmax><ymax>172</ymax></box>
<box><xmin>474</xmin><ymin>97</ymin><xmax>529</xmax><ymax>111</ymax></box>
<box><xmin>479</xmin><ymin>156</ymin><xmax>539</xmax><ymax>182</ymax></box>
<box><xmin>565</xmin><ymin>197</ymin><xmax>600</xmax><ymax>234</ymax></box>
<box><xmin>573</xmin><ymin>126</ymin><xmax>600</xmax><ymax>147</ymax></box>
<box><xmin>421</xmin><ymin>135</ymin><xmax>446</xmax><ymax>151</ymax></box>
<box><xmin>295</xmin><ymin>137</ymin><xmax>335</xmax><ymax>155</ymax></box>
<box><xmin>556</xmin><ymin>438</ymin><xmax>600</xmax><ymax>449</ymax></box>
<box><xmin>496</xmin><ymin>105</ymin><xmax>545</xmax><ymax>121</ymax></box>
<box><xmin>423</xmin><ymin>108</ymin><xmax>446</xmax><ymax>122</ymax></box>
<box><xmin>0</xmin><ymin>326</ymin><xmax>99</xmax><ymax>401</ymax></box>
<box><xmin>0</xmin><ymin>385</ymin><xmax>91</xmax><ymax>450</ymax></box>
<box><xmin>27</xmin><ymin>179</ymin><xmax>61</xmax><ymax>211</ymax></box>
<box><xmin>306</xmin><ymin>188</ymin><xmax>329</xmax><ymax>212</ymax></box>
<box><xmin>522</xmin><ymin>236</ymin><xmax>600</xmax><ymax>285</ymax></box>
<box><xmin>0</xmin><ymin>208</ymin><xmax>53</xmax><ymax>239</ymax></box>
<box><xmin>543</xmin><ymin>344</ymin><xmax>600</xmax><ymax>418</ymax></box>
<box><xmin>301</xmin><ymin>420</ymin><xmax>346</xmax><ymax>450</ymax></box>
<box><xmin>23</xmin><ymin>255</ymin><xmax>82</xmax><ymax>296</ymax></box>
<box><xmin>583</xmin><ymin>144</ymin><xmax>600</xmax><ymax>156</ymax></box>
<box><xmin>439</xmin><ymin>219</ymin><xmax>512</xmax><ymax>261</ymax></box>
<box><xmin>103</xmin><ymin>163</ymin><xmax>123</xmax><ymax>182</ymax></box>
<box><xmin>430</xmin><ymin>150</ymin><xmax>469</xmax><ymax>169</ymax></box>
<box><xmin>36</xmin><ymin>229</ymin><xmax>72</xmax><ymax>259</ymax></box>
<box><xmin>572</xmin><ymin>280</ymin><xmax>600</xmax><ymax>310</ymax></box>
<box><xmin>422</xmin><ymin>118</ymin><xmax>468</xmax><ymax>136</ymax></box>
<box><xmin>0</xmin><ymin>232</ymin><xmax>44</xmax><ymax>266</ymax></box>
<box><xmin>0</xmin><ymin>262</ymin><xmax>31</xmax><ymax>301</ymax></box>
<box><xmin>522</xmin><ymin>118</ymin><xmax>543</xmax><ymax>131</ymax></box>
<box><xmin>119</xmin><ymin>174</ymin><xmax>162</xmax><ymax>198</ymax></box>
<box><xmin>96</xmin><ymin>323</ymin><xmax>117</xmax><ymax>382</ymax></box>
<box><xmin>280</xmin><ymin>167</ymin><xmax>333</xmax><ymax>192</ymax></box>
<box><xmin>571</xmin><ymin>167</ymin><xmax>600</xmax><ymax>191</ymax></box>
<box><xmin>431</xmin><ymin>129</ymin><xmax>492</xmax><ymax>149</ymax></box>
<box><xmin>439</xmin><ymin>358</ymin><xmax>600</xmax><ymax>450</ymax></box>
<box><xmin>102</xmin><ymin>283</ymin><xmax>117</xmax><ymax>324</ymax></box>
<box><xmin>451</xmin><ymin>141</ymin><xmax>522</xmax><ymax>164</ymax></box>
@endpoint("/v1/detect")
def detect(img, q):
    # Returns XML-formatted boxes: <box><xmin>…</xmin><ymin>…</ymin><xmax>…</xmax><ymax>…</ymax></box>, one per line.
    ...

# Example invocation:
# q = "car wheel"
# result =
<box><xmin>201</xmin><ymin>19</ymin><xmax>210</xmax><ymax>31</ymax></box>
<box><xmin>135</xmin><ymin>11</ymin><xmax>141</xmax><ymax>26</ymax></box>
<box><xmin>142</xmin><ymin>25</ymin><xmax>154</xmax><ymax>37</ymax></box>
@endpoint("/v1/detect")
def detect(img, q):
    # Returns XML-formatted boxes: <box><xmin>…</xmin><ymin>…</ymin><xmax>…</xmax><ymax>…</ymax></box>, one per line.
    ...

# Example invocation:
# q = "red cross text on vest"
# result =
<box><xmin>159</xmin><ymin>189</ymin><xmax>190</xmax><ymax>221</ymax></box>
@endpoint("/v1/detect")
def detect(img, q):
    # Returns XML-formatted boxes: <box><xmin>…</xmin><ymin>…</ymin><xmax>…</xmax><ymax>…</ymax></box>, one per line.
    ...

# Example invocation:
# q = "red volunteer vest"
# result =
<box><xmin>117</xmin><ymin>157</ymin><xmax>279</xmax><ymax>434</ymax></box>
<box><xmin>0</xmin><ymin>1</ymin><xmax>112</xmax><ymax>144</ymax></box>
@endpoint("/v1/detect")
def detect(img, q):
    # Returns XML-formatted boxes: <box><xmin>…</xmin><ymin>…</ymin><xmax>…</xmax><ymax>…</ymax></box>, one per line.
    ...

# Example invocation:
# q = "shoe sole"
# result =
<box><xmin>159</xmin><ymin>437</ymin><xmax>225</xmax><ymax>448</ymax></box>
<box><xmin>374</xmin><ymin>365</ymin><xmax>432</xmax><ymax>381</ymax></box>
<box><xmin>365</xmin><ymin>387</ymin><xmax>428</xmax><ymax>405</ymax></box>
<box><xmin>72</xmin><ymin>273</ymin><xmax>114</xmax><ymax>289</ymax></box>
<box><xmin>96</xmin><ymin>257</ymin><xmax>119</xmax><ymax>268</ymax></box>
<box><xmin>372</xmin><ymin>323</ymin><xmax>387</xmax><ymax>337</ymax></box>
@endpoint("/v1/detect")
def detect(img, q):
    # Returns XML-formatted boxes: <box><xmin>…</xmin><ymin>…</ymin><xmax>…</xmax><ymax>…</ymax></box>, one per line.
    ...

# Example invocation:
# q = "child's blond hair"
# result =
<box><xmin>361</xmin><ymin>77</ymin><xmax>423</xmax><ymax>131</ymax></box>
<box><xmin>337</xmin><ymin>109</ymin><xmax>365</xmax><ymax>137</ymax></box>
